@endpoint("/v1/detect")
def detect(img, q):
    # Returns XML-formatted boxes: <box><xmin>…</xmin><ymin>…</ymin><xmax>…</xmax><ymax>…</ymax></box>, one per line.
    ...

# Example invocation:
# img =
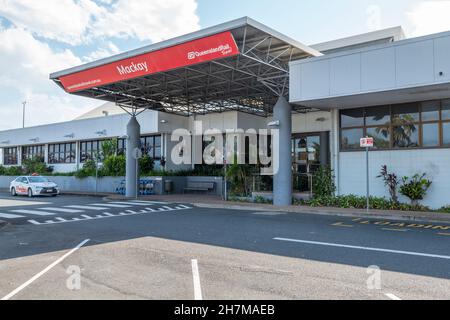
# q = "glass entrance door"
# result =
<box><xmin>292</xmin><ymin>133</ymin><xmax>328</xmax><ymax>192</ymax></box>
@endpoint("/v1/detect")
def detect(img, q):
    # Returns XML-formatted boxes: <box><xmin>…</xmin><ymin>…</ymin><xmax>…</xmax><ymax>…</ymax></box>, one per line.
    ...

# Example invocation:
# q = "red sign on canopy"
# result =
<box><xmin>59</xmin><ymin>32</ymin><xmax>240</xmax><ymax>93</ymax></box>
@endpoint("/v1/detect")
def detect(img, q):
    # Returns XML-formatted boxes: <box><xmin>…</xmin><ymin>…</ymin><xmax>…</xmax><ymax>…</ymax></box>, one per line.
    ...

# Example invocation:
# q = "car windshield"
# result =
<box><xmin>28</xmin><ymin>177</ymin><xmax>49</xmax><ymax>183</ymax></box>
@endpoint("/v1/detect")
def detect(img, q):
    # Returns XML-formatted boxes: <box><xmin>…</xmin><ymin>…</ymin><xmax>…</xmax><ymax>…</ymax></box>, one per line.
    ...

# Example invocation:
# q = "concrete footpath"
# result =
<box><xmin>105</xmin><ymin>194</ymin><xmax>450</xmax><ymax>225</ymax></box>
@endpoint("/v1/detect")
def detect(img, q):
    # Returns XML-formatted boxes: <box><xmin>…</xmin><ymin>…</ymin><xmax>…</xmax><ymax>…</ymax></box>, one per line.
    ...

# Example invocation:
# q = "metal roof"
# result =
<box><xmin>51</xmin><ymin>17</ymin><xmax>321</xmax><ymax>117</ymax></box>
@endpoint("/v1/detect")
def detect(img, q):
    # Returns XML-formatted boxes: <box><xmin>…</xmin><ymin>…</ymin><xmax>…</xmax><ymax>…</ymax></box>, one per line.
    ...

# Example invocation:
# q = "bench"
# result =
<box><xmin>183</xmin><ymin>181</ymin><xmax>215</xmax><ymax>194</ymax></box>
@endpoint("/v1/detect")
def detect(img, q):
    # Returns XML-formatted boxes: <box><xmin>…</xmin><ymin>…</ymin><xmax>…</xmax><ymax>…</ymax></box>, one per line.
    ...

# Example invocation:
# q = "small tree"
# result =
<box><xmin>399</xmin><ymin>173</ymin><xmax>432</xmax><ymax>206</ymax></box>
<box><xmin>312</xmin><ymin>166</ymin><xmax>336</xmax><ymax>198</ymax></box>
<box><xmin>101</xmin><ymin>138</ymin><xmax>118</xmax><ymax>159</ymax></box>
<box><xmin>377</xmin><ymin>165</ymin><xmax>399</xmax><ymax>204</ymax></box>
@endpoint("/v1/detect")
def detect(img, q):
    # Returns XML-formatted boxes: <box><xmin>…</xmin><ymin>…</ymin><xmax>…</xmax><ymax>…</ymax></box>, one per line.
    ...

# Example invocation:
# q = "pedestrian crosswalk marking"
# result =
<box><xmin>39</xmin><ymin>207</ymin><xmax>84</xmax><ymax>213</ymax></box>
<box><xmin>65</xmin><ymin>205</ymin><xmax>109</xmax><ymax>211</ymax></box>
<box><xmin>0</xmin><ymin>213</ymin><xmax>25</xmax><ymax>219</ymax></box>
<box><xmin>11</xmin><ymin>209</ymin><xmax>55</xmax><ymax>216</ymax></box>
<box><xmin>81</xmin><ymin>215</ymin><xmax>93</xmax><ymax>219</ymax></box>
<box><xmin>110</xmin><ymin>202</ymin><xmax>152</xmax><ymax>207</ymax></box>
<box><xmin>128</xmin><ymin>200</ymin><xmax>169</xmax><ymax>205</ymax></box>
<box><xmin>91</xmin><ymin>203</ymin><xmax>132</xmax><ymax>208</ymax></box>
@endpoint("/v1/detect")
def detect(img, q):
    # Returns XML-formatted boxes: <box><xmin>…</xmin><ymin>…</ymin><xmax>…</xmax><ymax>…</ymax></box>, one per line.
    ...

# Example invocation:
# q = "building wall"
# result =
<box><xmin>338</xmin><ymin>149</ymin><xmax>450</xmax><ymax>209</ymax></box>
<box><xmin>290</xmin><ymin>30</ymin><xmax>450</xmax><ymax>105</ymax></box>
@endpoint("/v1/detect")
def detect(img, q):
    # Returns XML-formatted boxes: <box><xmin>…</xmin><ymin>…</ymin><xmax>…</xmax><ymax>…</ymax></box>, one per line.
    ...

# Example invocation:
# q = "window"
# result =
<box><xmin>49</xmin><ymin>143</ymin><xmax>76</xmax><ymax>164</ymax></box>
<box><xmin>118</xmin><ymin>138</ymin><xmax>126</xmax><ymax>155</ymax></box>
<box><xmin>22</xmin><ymin>145</ymin><xmax>44</xmax><ymax>161</ymax></box>
<box><xmin>80</xmin><ymin>140</ymin><xmax>102</xmax><ymax>162</ymax></box>
<box><xmin>3</xmin><ymin>147</ymin><xmax>18</xmax><ymax>165</ymax></box>
<box><xmin>140</xmin><ymin>135</ymin><xmax>162</xmax><ymax>159</ymax></box>
<box><xmin>340</xmin><ymin>100</ymin><xmax>450</xmax><ymax>151</ymax></box>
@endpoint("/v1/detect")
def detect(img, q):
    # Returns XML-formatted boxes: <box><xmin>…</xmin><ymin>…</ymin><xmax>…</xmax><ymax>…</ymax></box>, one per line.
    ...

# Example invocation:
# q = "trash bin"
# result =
<box><xmin>164</xmin><ymin>180</ymin><xmax>173</xmax><ymax>194</ymax></box>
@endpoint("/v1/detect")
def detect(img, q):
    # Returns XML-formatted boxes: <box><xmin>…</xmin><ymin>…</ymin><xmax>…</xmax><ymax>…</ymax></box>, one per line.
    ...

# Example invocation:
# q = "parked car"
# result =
<box><xmin>10</xmin><ymin>176</ymin><xmax>60</xmax><ymax>197</ymax></box>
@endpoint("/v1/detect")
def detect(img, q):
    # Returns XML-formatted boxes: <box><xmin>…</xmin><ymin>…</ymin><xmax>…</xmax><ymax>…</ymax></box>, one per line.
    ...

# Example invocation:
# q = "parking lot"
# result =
<box><xmin>0</xmin><ymin>192</ymin><xmax>449</xmax><ymax>300</ymax></box>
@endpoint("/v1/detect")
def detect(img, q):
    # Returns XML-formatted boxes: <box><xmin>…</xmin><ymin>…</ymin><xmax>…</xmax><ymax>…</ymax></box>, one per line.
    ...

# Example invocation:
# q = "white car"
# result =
<box><xmin>10</xmin><ymin>176</ymin><xmax>60</xmax><ymax>197</ymax></box>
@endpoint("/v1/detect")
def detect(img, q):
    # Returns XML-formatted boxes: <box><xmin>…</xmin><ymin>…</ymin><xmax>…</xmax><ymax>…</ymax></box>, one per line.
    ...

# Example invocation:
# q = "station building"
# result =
<box><xmin>0</xmin><ymin>17</ymin><xmax>449</xmax><ymax>208</ymax></box>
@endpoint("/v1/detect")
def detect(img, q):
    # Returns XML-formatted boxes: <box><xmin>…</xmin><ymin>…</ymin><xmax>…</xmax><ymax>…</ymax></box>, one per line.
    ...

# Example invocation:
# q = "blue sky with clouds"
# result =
<box><xmin>0</xmin><ymin>0</ymin><xmax>450</xmax><ymax>130</ymax></box>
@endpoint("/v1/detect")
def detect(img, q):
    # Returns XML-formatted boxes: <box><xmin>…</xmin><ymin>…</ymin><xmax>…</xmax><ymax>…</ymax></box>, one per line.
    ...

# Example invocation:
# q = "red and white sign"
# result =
<box><xmin>360</xmin><ymin>137</ymin><xmax>374</xmax><ymax>148</ymax></box>
<box><xmin>59</xmin><ymin>32</ymin><xmax>240</xmax><ymax>93</ymax></box>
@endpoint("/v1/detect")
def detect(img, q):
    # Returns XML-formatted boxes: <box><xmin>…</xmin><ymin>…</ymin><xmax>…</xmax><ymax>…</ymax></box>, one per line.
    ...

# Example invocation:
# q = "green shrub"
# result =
<box><xmin>299</xmin><ymin>194</ymin><xmax>431</xmax><ymax>212</ymax></box>
<box><xmin>74</xmin><ymin>160</ymin><xmax>97</xmax><ymax>179</ymax></box>
<box><xmin>101</xmin><ymin>138</ymin><xmax>118</xmax><ymax>159</ymax></box>
<box><xmin>377</xmin><ymin>165</ymin><xmax>400</xmax><ymax>204</ymax></box>
<box><xmin>101</xmin><ymin>155</ymin><xmax>126</xmax><ymax>177</ymax></box>
<box><xmin>139</xmin><ymin>155</ymin><xmax>155</xmax><ymax>175</ymax></box>
<box><xmin>437</xmin><ymin>206</ymin><xmax>450</xmax><ymax>214</ymax></box>
<box><xmin>254</xmin><ymin>196</ymin><xmax>273</xmax><ymax>204</ymax></box>
<box><xmin>399</xmin><ymin>173</ymin><xmax>432</xmax><ymax>205</ymax></box>
<box><xmin>22</xmin><ymin>156</ymin><xmax>53</xmax><ymax>175</ymax></box>
<box><xmin>312</xmin><ymin>166</ymin><xmax>336</xmax><ymax>197</ymax></box>
<box><xmin>5</xmin><ymin>166</ymin><xmax>23</xmax><ymax>176</ymax></box>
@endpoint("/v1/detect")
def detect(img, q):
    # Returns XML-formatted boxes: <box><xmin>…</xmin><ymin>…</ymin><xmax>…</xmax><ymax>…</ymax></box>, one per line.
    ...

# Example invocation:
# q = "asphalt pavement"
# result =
<box><xmin>0</xmin><ymin>192</ymin><xmax>449</xmax><ymax>300</ymax></box>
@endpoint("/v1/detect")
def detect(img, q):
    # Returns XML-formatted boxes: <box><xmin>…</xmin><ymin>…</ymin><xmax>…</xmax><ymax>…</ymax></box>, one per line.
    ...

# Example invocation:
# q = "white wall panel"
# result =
<box><xmin>330</xmin><ymin>54</ymin><xmax>361</xmax><ymax>95</ymax></box>
<box><xmin>339</xmin><ymin>149</ymin><xmax>450</xmax><ymax>209</ymax></box>
<box><xmin>435</xmin><ymin>35</ymin><xmax>450</xmax><ymax>82</ymax></box>
<box><xmin>361</xmin><ymin>47</ymin><xmax>396</xmax><ymax>91</ymax></box>
<box><xmin>300</xmin><ymin>60</ymin><xmax>330</xmax><ymax>99</ymax></box>
<box><xmin>396</xmin><ymin>39</ymin><xmax>434</xmax><ymax>86</ymax></box>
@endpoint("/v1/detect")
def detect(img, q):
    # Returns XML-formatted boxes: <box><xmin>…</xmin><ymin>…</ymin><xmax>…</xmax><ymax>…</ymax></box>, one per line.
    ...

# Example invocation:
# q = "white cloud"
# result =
<box><xmin>90</xmin><ymin>0</ymin><xmax>200</xmax><ymax>42</ymax></box>
<box><xmin>0</xmin><ymin>0</ymin><xmax>200</xmax><ymax>45</ymax></box>
<box><xmin>366</xmin><ymin>5</ymin><xmax>382</xmax><ymax>31</ymax></box>
<box><xmin>82</xmin><ymin>41</ymin><xmax>120</xmax><ymax>62</ymax></box>
<box><xmin>407</xmin><ymin>1</ymin><xmax>450</xmax><ymax>37</ymax></box>
<box><xmin>0</xmin><ymin>0</ymin><xmax>99</xmax><ymax>45</ymax></box>
<box><xmin>0</xmin><ymin>27</ymin><xmax>97</xmax><ymax>129</ymax></box>
<box><xmin>0</xmin><ymin>0</ymin><xmax>200</xmax><ymax>130</ymax></box>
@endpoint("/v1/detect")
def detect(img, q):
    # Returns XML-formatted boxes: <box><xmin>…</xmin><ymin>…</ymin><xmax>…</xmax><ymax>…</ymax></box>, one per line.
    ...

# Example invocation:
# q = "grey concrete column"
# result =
<box><xmin>126</xmin><ymin>116</ymin><xmax>141</xmax><ymax>198</ymax></box>
<box><xmin>320</xmin><ymin>131</ymin><xmax>330</xmax><ymax>166</ymax></box>
<box><xmin>273</xmin><ymin>96</ymin><xmax>292</xmax><ymax>206</ymax></box>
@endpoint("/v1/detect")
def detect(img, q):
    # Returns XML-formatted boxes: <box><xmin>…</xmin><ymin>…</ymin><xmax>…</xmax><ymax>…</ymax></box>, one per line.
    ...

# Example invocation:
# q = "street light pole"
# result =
<box><xmin>22</xmin><ymin>101</ymin><xmax>27</xmax><ymax>128</ymax></box>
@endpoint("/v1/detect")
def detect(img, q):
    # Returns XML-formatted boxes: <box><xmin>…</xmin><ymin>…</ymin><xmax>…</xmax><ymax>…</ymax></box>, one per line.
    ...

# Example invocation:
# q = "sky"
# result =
<box><xmin>1</xmin><ymin>0</ymin><xmax>450</xmax><ymax>130</ymax></box>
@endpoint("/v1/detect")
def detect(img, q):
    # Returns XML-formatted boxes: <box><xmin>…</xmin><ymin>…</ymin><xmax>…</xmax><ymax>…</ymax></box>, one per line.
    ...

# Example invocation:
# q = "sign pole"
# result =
<box><xmin>360</xmin><ymin>137</ymin><xmax>373</xmax><ymax>213</ymax></box>
<box><xmin>366</xmin><ymin>146</ymin><xmax>369</xmax><ymax>213</ymax></box>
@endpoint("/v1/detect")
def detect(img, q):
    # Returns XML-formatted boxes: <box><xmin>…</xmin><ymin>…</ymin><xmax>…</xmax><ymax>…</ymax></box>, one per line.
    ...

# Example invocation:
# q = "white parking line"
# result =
<box><xmin>39</xmin><ymin>207</ymin><xmax>84</xmax><ymax>213</ymax></box>
<box><xmin>385</xmin><ymin>293</ymin><xmax>402</xmax><ymax>300</ymax></box>
<box><xmin>274</xmin><ymin>237</ymin><xmax>450</xmax><ymax>260</ymax></box>
<box><xmin>65</xmin><ymin>205</ymin><xmax>109</xmax><ymax>211</ymax></box>
<box><xmin>0</xmin><ymin>213</ymin><xmax>25</xmax><ymax>219</ymax></box>
<box><xmin>191</xmin><ymin>259</ymin><xmax>203</xmax><ymax>300</ymax></box>
<box><xmin>1</xmin><ymin>239</ymin><xmax>90</xmax><ymax>300</ymax></box>
<box><xmin>91</xmin><ymin>203</ymin><xmax>132</xmax><ymax>208</ymax></box>
<box><xmin>11</xmin><ymin>209</ymin><xmax>55</xmax><ymax>216</ymax></box>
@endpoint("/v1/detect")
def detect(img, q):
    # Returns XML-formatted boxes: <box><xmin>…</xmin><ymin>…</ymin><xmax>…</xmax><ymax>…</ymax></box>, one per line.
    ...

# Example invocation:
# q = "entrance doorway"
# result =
<box><xmin>292</xmin><ymin>132</ymin><xmax>330</xmax><ymax>192</ymax></box>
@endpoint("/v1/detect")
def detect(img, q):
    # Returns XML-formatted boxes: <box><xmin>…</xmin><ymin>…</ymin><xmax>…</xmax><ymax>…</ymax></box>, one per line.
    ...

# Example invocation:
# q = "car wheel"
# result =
<box><xmin>27</xmin><ymin>188</ymin><xmax>33</xmax><ymax>198</ymax></box>
<box><xmin>11</xmin><ymin>187</ymin><xmax>17</xmax><ymax>196</ymax></box>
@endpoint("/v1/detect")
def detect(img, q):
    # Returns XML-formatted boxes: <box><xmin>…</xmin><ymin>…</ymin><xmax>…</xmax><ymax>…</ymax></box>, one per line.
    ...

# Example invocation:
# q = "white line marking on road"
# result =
<box><xmin>81</xmin><ymin>215</ymin><xmax>93</xmax><ymax>219</ymax></box>
<box><xmin>178</xmin><ymin>205</ymin><xmax>191</xmax><ymax>209</ymax></box>
<box><xmin>145</xmin><ymin>208</ymin><xmax>155</xmax><ymax>212</ymax></box>
<box><xmin>65</xmin><ymin>205</ymin><xmax>108</xmax><ymax>211</ymax></box>
<box><xmin>11</xmin><ymin>209</ymin><xmax>54</xmax><ymax>216</ymax></box>
<box><xmin>91</xmin><ymin>203</ymin><xmax>131</xmax><ymax>208</ymax></box>
<box><xmin>110</xmin><ymin>202</ymin><xmax>153</xmax><ymax>207</ymax></box>
<box><xmin>56</xmin><ymin>218</ymin><xmax>67</xmax><ymax>222</ymax></box>
<box><xmin>129</xmin><ymin>200</ymin><xmax>169</xmax><ymax>204</ymax></box>
<box><xmin>0</xmin><ymin>213</ymin><xmax>25</xmax><ymax>219</ymax></box>
<box><xmin>191</xmin><ymin>259</ymin><xmax>203</xmax><ymax>300</ymax></box>
<box><xmin>1</xmin><ymin>239</ymin><xmax>90</xmax><ymax>301</ymax></box>
<box><xmin>39</xmin><ymin>207</ymin><xmax>84</xmax><ymax>213</ymax></box>
<box><xmin>163</xmin><ymin>206</ymin><xmax>174</xmax><ymax>211</ymax></box>
<box><xmin>26</xmin><ymin>208</ymin><xmax>191</xmax><ymax>225</ymax></box>
<box><xmin>385</xmin><ymin>293</ymin><xmax>402</xmax><ymax>300</ymax></box>
<box><xmin>273</xmin><ymin>237</ymin><xmax>450</xmax><ymax>260</ymax></box>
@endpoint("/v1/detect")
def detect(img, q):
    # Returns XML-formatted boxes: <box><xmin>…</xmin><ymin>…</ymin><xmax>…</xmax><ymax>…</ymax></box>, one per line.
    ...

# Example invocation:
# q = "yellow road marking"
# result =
<box><xmin>438</xmin><ymin>233</ymin><xmax>450</xmax><ymax>237</ymax></box>
<box><xmin>332</xmin><ymin>222</ymin><xmax>354</xmax><ymax>228</ymax></box>
<box><xmin>382</xmin><ymin>228</ymin><xmax>408</xmax><ymax>232</ymax></box>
